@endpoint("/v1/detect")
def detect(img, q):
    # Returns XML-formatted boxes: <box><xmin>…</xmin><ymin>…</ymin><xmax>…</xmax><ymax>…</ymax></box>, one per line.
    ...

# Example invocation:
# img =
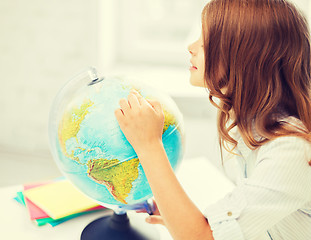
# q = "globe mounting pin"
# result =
<box><xmin>88</xmin><ymin>77</ymin><xmax>105</xmax><ymax>86</ymax></box>
<box><xmin>87</xmin><ymin>67</ymin><xmax>104</xmax><ymax>86</ymax></box>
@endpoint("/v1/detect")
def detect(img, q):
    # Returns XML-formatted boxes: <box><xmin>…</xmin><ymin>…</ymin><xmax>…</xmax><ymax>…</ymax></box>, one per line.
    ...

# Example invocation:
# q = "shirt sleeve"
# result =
<box><xmin>204</xmin><ymin>136</ymin><xmax>311</xmax><ymax>240</ymax></box>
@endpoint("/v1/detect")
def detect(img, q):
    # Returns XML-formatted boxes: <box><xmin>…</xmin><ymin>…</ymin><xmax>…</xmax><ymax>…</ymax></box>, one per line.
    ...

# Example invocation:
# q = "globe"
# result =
<box><xmin>49</xmin><ymin>67</ymin><xmax>184</xmax><ymax>211</ymax></box>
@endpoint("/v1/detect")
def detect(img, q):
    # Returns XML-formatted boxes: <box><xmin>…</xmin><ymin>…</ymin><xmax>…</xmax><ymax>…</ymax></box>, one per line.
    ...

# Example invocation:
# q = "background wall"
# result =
<box><xmin>0</xmin><ymin>0</ymin><xmax>100</xmax><ymax>185</ymax></box>
<box><xmin>0</xmin><ymin>0</ymin><xmax>98</xmax><ymax>155</ymax></box>
<box><xmin>0</xmin><ymin>0</ymin><xmax>310</xmax><ymax>186</ymax></box>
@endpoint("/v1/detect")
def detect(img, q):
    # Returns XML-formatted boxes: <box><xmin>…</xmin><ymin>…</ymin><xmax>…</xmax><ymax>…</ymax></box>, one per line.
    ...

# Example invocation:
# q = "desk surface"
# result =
<box><xmin>0</xmin><ymin>157</ymin><xmax>234</xmax><ymax>240</ymax></box>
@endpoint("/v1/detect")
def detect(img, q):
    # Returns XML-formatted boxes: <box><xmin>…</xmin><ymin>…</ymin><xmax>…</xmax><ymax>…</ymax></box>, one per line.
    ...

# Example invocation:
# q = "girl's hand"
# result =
<box><xmin>114</xmin><ymin>90</ymin><xmax>165</xmax><ymax>156</ymax></box>
<box><xmin>136</xmin><ymin>199</ymin><xmax>165</xmax><ymax>226</ymax></box>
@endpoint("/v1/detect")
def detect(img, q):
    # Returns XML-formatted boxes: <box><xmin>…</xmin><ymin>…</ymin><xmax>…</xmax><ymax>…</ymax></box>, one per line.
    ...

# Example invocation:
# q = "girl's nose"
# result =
<box><xmin>188</xmin><ymin>44</ymin><xmax>195</xmax><ymax>56</ymax></box>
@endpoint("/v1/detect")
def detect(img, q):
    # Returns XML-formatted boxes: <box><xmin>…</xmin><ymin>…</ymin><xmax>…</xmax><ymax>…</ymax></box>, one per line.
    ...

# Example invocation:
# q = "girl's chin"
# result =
<box><xmin>190</xmin><ymin>77</ymin><xmax>204</xmax><ymax>88</ymax></box>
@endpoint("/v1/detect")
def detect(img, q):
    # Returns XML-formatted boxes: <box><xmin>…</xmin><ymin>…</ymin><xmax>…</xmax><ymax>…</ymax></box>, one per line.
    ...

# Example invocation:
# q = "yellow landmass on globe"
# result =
<box><xmin>87</xmin><ymin>158</ymin><xmax>140</xmax><ymax>204</ymax></box>
<box><xmin>58</xmin><ymin>99</ymin><xmax>94</xmax><ymax>162</ymax></box>
<box><xmin>163</xmin><ymin>108</ymin><xmax>176</xmax><ymax>133</ymax></box>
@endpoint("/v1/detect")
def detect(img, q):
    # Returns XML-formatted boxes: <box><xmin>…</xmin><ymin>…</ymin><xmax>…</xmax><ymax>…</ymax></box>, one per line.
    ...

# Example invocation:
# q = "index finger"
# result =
<box><xmin>130</xmin><ymin>89</ymin><xmax>144</xmax><ymax>105</ymax></box>
<box><xmin>147</xmin><ymin>99</ymin><xmax>162</xmax><ymax>113</ymax></box>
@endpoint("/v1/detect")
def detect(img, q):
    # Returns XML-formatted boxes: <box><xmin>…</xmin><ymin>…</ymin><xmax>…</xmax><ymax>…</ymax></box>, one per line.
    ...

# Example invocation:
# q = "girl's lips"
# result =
<box><xmin>189</xmin><ymin>66</ymin><xmax>198</xmax><ymax>71</ymax></box>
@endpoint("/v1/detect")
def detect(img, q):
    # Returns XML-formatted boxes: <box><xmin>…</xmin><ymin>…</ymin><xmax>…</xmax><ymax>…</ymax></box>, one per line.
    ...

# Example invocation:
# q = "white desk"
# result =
<box><xmin>0</xmin><ymin>157</ymin><xmax>234</xmax><ymax>240</ymax></box>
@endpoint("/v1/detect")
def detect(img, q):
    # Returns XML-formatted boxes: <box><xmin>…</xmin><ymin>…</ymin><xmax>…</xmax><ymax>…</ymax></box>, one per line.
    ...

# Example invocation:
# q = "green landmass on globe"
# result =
<box><xmin>57</xmin><ymin>88</ymin><xmax>179</xmax><ymax>205</ymax></box>
<box><xmin>87</xmin><ymin>158</ymin><xmax>140</xmax><ymax>204</ymax></box>
<box><xmin>59</xmin><ymin>99</ymin><xmax>94</xmax><ymax>163</ymax></box>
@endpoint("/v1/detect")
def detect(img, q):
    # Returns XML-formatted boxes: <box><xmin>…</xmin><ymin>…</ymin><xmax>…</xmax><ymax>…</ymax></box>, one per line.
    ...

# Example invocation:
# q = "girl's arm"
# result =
<box><xmin>115</xmin><ymin>90</ymin><xmax>214</xmax><ymax>240</ymax></box>
<box><xmin>138</xmin><ymin>141</ymin><xmax>214</xmax><ymax>240</ymax></box>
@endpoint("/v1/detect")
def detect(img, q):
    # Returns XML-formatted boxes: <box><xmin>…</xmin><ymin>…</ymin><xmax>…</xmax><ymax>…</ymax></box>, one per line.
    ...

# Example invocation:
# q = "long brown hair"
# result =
<box><xmin>202</xmin><ymin>0</ymin><xmax>311</xmax><ymax>152</ymax></box>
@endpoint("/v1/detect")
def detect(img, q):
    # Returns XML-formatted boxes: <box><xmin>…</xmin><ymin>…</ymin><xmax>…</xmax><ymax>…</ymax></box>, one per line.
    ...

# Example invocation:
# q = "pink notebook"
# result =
<box><xmin>23</xmin><ymin>182</ymin><xmax>51</xmax><ymax>220</ymax></box>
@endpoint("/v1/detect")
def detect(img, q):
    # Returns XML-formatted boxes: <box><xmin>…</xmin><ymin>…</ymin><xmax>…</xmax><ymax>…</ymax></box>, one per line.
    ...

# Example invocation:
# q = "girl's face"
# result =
<box><xmin>188</xmin><ymin>34</ymin><xmax>205</xmax><ymax>87</ymax></box>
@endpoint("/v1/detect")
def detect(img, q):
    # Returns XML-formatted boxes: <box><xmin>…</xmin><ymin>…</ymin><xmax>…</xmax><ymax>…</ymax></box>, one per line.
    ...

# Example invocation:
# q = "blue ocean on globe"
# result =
<box><xmin>49</xmin><ymin>70</ymin><xmax>184</xmax><ymax>209</ymax></box>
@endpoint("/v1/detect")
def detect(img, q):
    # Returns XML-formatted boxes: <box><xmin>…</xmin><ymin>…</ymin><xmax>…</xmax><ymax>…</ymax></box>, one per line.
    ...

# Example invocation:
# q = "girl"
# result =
<box><xmin>114</xmin><ymin>0</ymin><xmax>311</xmax><ymax>239</ymax></box>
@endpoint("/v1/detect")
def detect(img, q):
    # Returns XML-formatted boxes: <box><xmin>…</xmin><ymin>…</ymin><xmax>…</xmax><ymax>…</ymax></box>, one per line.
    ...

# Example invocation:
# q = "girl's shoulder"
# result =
<box><xmin>260</xmin><ymin>115</ymin><xmax>310</xmax><ymax>148</ymax></box>
<box><xmin>257</xmin><ymin>124</ymin><xmax>311</xmax><ymax>166</ymax></box>
<box><xmin>235</xmin><ymin>115</ymin><xmax>311</xmax><ymax>160</ymax></box>
<box><xmin>278</xmin><ymin>115</ymin><xmax>307</xmax><ymax>132</ymax></box>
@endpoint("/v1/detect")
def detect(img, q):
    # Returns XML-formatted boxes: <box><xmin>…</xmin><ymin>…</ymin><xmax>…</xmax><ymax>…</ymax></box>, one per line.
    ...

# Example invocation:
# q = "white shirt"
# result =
<box><xmin>204</xmin><ymin>134</ymin><xmax>311</xmax><ymax>240</ymax></box>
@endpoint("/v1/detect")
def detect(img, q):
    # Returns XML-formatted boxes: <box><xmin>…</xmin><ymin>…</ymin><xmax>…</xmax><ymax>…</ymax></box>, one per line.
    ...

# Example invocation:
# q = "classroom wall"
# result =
<box><xmin>0</xmin><ymin>0</ymin><xmax>310</xmax><ymax>184</ymax></box>
<box><xmin>293</xmin><ymin>0</ymin><xmax>310</xmax><ymax>21</ymax></box>
<box><xmin>0</xmin><ymin>0</ymin><xmax>99</xmax><ymax>156</ymax></box>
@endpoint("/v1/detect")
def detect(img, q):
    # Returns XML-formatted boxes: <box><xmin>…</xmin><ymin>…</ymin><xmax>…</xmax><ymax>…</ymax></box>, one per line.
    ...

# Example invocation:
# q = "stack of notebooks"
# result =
<box><xmin>14</xmin><ymin>177</ymin><xmax>107</xmax><ymax>226</ymax></box>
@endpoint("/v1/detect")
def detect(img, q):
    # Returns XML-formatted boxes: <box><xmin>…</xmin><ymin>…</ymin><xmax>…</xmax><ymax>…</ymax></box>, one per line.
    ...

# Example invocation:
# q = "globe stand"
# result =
<box><xmin>81</xmin><ymin>211</ymin><xmax>160</xmax><ymax>240</ymax></box>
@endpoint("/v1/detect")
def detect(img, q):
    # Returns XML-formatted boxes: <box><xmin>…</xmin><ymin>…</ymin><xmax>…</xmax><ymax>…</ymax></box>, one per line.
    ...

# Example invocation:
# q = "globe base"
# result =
<box><xmin>81</xmin><ymin>211</ymin><xmax>160</xmax><ymax>240</ymax></box>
